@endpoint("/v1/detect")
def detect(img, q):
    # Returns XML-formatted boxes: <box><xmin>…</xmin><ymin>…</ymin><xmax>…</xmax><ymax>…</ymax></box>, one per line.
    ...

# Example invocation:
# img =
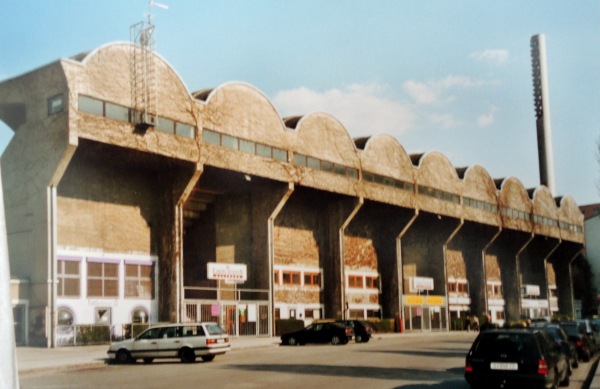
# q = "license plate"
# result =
<box><xmin>490</xmin><ymin>362</ymin><xmax>518</xmax><ymax>371</ymax></box>
<box><xmin>217</xmin><ymin>339</ymin><xmax>224</xmax><ymax>343</ymax></box>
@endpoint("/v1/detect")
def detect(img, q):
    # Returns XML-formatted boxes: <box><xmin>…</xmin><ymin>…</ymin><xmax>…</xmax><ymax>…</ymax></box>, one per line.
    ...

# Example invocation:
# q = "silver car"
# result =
<box><xmin>107</xmin><ymin>322</ymin><xmax>230</xmax><ymax>363</ymax></box>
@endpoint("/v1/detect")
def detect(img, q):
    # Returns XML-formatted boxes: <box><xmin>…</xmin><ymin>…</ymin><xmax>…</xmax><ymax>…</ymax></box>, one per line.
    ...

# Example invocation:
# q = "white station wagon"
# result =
<box><xmin>107</xmin><ymin>322</ymin><xmax>231</xmax><ymax>363</ymax></box>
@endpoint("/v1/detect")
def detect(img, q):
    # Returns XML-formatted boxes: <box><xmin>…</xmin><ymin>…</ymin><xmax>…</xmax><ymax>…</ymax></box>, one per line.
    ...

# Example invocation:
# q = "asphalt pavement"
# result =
<box><xmin>15</xmin><ymin>332</ymin><xmax>600</xmax><ymax>389</ymax></box>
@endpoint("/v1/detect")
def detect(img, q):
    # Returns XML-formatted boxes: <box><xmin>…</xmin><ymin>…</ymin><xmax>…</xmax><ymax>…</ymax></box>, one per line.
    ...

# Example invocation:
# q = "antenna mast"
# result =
<box><xmin>130</xmin><ymin>0</ymin><xmax>168</xmax><ymax>131</ymax></box>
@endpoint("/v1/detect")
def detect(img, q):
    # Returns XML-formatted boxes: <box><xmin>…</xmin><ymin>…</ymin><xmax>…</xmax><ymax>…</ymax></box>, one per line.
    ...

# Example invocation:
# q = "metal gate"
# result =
<box><xmin>184</xmin><ymin>300</ymin><xmax>270</xmax><ymax>337</ymax></box>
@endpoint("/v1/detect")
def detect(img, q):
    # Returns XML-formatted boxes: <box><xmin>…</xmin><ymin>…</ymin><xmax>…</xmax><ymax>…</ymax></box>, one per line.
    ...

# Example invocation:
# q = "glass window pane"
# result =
<box><xmin>140</xmin><ymin>265</ymin><xmax>153</xmax><ymax>278</ymax></box>
<box><xmin>176</xmin><ymin>122</ymin><xmax>195</xmax><ymax>139</ymax></box>
<box><xmin>125</xmin><ymin>264</ymin><xmax>138</xmax><ymax>277</ymax></box>
<box><xmin>64</xmin><ymin>261</ymin><xmax>80</xmax><ymax>275</ymax></box>
<box><xmin>256</xmin><ymin>144</ymin><xmax>272</xmax><ymax>158</ymax></box>
<box><xmin>293</xmin><ymin>154</ymin><xmax>307</xmax><ymax>166</ymax></box>
<box><xmin>273</xmin><ymin>148</ymin><xmax>288</xmax><ymax>162</ymax></box>
<box><xmin>104</xmin><ymin>263</ymin><xmax>119</xmax><ymax>278</ymax></box>
<box><xmin>346</xmin><ymin>168</ymin><xmax>358</xmax><ymax>179</ymax></box>
<box><xmin>64</xmin><ymin>279</ymin><xmax>80</xmax><ymax>296</ymax></box>
<box><xmin>321</xmin><ymin>161</ymin><xmax>333</xmax><ymax>172</ymax></box>
<box><xmin>78</xmin><ymin>95</ymin><xmax>103</xmax><ymax>116</ymax></box>
<box><xmin>105</xmin><ymin>103</ymin><xmax>129</xmax><ymax>122</ymax></box>
<box><xmin>87</xmin><ymin>279</ymin><xmax>102</xmax><ymax>297</ymax></box>
<box><xmin>87</xmin><ymin>262</ymin><xmax>102</xmax><ymax>277</ymax></box>
<box><xmin>335</xmin><ymin>165</ymin><xmax>346</xmax><ymax>176</ymax></box>
<box><xmin>221</xmin><ymin>134</ymin><xmax>238</xmax><ymax>150</ymax></box>
<box><xmin>156</xmin><ymin>117</ymin><xmax>175</xmax><ymax>134</ymax></box>
<box><xmin>105</xmin><ymin>280</ymin><xmax>119</xmax><ymax>297</ymax></box>
<box><xmin>239</xmin><ymin>139</ymin><xmax>255</xmax><ymax>154</ymax></box>
<box><xmin>202</xmin><ymin>129</ymin><xmax>220</xmax><ymax>145</ymax></box>
<box><xmin>307</xmin><ymin>157</ymin><xmax>320</xmax><ymax>169</ymax></box>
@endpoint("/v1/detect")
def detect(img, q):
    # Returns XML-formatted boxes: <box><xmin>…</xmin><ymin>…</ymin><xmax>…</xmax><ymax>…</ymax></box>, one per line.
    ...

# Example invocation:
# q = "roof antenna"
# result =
<box><xmin>130</xmin><ymin>0</ymin><xmax>169</xmax><ymax>133</ymax></box>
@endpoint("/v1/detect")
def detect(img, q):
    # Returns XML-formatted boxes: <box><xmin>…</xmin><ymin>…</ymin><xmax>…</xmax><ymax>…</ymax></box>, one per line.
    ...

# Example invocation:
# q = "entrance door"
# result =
<box><xmin>226</xmin><ymin>306</ymin><xmax>237</xmax><ymax>336</ymax></box>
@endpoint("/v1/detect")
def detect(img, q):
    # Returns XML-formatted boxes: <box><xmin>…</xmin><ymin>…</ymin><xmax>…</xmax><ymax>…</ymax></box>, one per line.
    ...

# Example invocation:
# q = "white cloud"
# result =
<box><xmin>477</xmin><ymin>106</ymin><xmax>498</xmax><ymax>127</ymax></box>
<box><xmin>470</xmin><ymin>49</ymin><xmax>509</xmax><ymax>65</ymax></box>
<box><xmin>403</xmin><ymin>75</ymin><xmax>492</xmax><ymax>106</ymax></box>
<box><xmin>271</xmin><ymin>83</ymin><xmax>416</xmax><ymax>136</ymax></box>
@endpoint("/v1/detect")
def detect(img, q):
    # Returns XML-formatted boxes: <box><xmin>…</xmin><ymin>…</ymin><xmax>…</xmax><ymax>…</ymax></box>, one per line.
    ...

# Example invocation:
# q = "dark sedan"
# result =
<box><xmin>337</xmin><ymin>320</ymin><xmax>373</xmax><ymax>343</ymax></box>
<box><xmin>539</xmin><ymin>323</ymin><xmax>578</xmax><ymax>369</ymax></box>
<box><xmin>465</xmin><ymin>328</ymin><xmax>569</xmax><ymax>388</ymax></box>
<box><xmin>281</xmin><ymin>322</ymin><xmax>353</xmax><ymax>346</ymax></box>
<box><xmin>560</xmin><ymin>321</ymin><xmax>593</xmax><ymax>362</ymax></box>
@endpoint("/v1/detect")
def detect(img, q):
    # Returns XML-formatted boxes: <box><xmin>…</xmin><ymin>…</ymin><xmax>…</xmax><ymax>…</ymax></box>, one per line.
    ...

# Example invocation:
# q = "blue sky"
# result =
<box><xmin>1</xmin><ymin>1</ymin><xmax>599</xmax><ymax>205</ymax></box>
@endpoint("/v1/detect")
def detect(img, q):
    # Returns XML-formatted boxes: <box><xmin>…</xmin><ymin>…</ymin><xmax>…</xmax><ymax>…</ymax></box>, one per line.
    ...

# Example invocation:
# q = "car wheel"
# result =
<box><xmin>143</xmin><ymin>358</ymin><xmax>154</xmax><ymax>364</ymax></box>
<box><xmin>287</xmin><ymin>337</ymin><xmax>298</xmax><ymax>346</ymax></box>
<box><xmin>116</xmin><ymin>349</ymin><xmax>132</xmax><ymax>364</ymax></box>
<box><xmin>331</xmin><ymin>335</ymin><xmax>341</xmax><ymax>345</ymax></box>
<box><xmin>355</xmin><ymin>334</ymin><xmax>363</xmax><ymax>343</ymax></box>
<box><xmin>201</xmin><ymin>355</ymin><xmax>215</xmax><ymax>362</ymax></box>
<box><xmin>180</xmin><ymin>348</ymin><xmax>196</xmax><ymax>363</ymax></box>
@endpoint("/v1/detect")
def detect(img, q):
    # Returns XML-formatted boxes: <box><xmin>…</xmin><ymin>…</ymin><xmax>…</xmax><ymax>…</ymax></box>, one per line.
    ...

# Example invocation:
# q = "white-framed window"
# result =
<box><xmin>125</xmin><ymin>262</ymin><xmax>154</xmax><ymax>299</ymax></box>
<box><xmin>87</xmin><ymin>260</ymin><xmax>119</xmax><ymax>298</ymax></box>
<box><xmin>57</xmin><ymin>258</ymin><xmax>80</xmax><ymax>297</ymax></box>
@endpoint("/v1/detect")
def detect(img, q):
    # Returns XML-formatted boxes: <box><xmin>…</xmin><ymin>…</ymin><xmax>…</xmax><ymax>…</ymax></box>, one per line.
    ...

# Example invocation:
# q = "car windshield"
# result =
<box><xmin>561</xmin><ymin>325</ymin><xmax>579</xmax><ymax>336</ymax></box>
<box><xmin>473</xmin><ymin>332</ymin><xmax>537</xmax><ymax>359</ymax></box>
<box><xmin>206</xmin><ymin>324</ymin><xmax>226</xmax><ymax>336</ymax></box>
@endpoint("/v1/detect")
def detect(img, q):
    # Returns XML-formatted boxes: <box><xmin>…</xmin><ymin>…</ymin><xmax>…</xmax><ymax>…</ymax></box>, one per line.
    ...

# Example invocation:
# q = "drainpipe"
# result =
<box><xmin>443</xmin><ymin>219</ymin><xmax>463</xmax><ymax>330</ymax></box>
<box><xmin>516</xmin><ymin>233</ymin><xmax>535</xmax><ymax>320</ymax></box>
<box><xmin>175</xmin><ymin>164</ymin><xmax>203</xmax><ymax>323</ymax></box>
<box><xmin>48</xmin><ymin>185</ymin><xmax>57</xmax><ymax>348</ymax></box>
<box><xmin>481</xmin><ymin>228</ymin><xmax>502</xmax><ymax>318</ymax></box>
<box><xmin>268</xmin><ymin>182</ymin><xmax>294</xmax><ymax>337</ymax></box>
<box><xmin>396</xmin><ymin>210</ymin><xmax>418</xmax><ymax>331</ymax></box>
<box><xmin>339</xmin><ymin>197</ymin><xmax>363</xmax><ymax>320</ymax></box>
<box><xmin>543</xmin><ymin>239</ymin><xmax>561</xmax><ymax>318</ymax></box>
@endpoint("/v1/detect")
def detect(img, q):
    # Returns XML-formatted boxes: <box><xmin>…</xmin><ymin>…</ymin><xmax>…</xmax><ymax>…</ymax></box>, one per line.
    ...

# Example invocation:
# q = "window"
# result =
<box><xmin>348</xmin><ymin>275</ymin><xmax>363</xmax><ymax>288</ymax></box>
<box><xmin>282</xmin><ymin>271</ymin><xmax>301</xmax><ymax>285</ymax></box>
<box><xmin>240</xmin><ymin>139</ymin><xmax>256</xmax><ymax>154</ymax></box>
<box><xmin>78</xmin><ymin>95</ymin><xmax>103</xmax><ymax>116</ymax></box>
<box><xmin>293</xmin><ymin>154</ymin><xmax>307</xmax><ymax>166</ymax></box>
<box><xmin>256</xmin><ymin>143</ymin><xmax>272</xmax><ymax>158</ymax></box>
<box><xmin>48</xmin><ymin>94</ymin><xmax>65</xmax><ymax>115</ymax></box>
<box><xmin>457</xmin><ymin>283</ymin><xmax>467</xmax><ymax>293</ymax></box>
<box><xmin>272</xmin><ymin>148</ymin><xmax>288</xmax><ymax>162</ymax></box>
<box><xmin>304</xmin><ymin>273</ymin><xmax>320</xmax><ymax>286</ymax></box>
<box><xmin>202</xmin><ymin>129</ymin><xmax>221</xmax><ymax>145</ymax></box>
<box><xmin>57</xmin><ymin>259</ymin><xmax>80</xmax><ymax>297</ymax></box>
<box><xmin>125</xmin><ymin>262</ymin><xmax>154</xmax><ymax>298</ymax></box>
<box><xmin>365</xmin><ymin>276</ymin><xmax>379</xmax><ymax>289</ymax></box>
<box><xmin>87</xmin><ymin>261</ymin><xmax>119</xmax><ymax>298</ymax></box>
<box><xmin>105</xmin><ymin>102</ymin><xmax>129</xmax><ymax>122</ymax></box>
<box><xmin>448</xmin><ymin>283</ymin><xmax>456</xmax><ymax>293</ymax></box>
<box><xmin>156</xmin><ymin>117</ymin><xmax>175</xmax><ymax>134</ymax></box>
<box><xmin>221</xmin><ymin>134</ymin><xmax>238</xmax><ymax>150</ymax></box>
<box><xmin>176</xmin><ymin>122</ymin><xmax>195</xmax><ymax>139</ymax></box>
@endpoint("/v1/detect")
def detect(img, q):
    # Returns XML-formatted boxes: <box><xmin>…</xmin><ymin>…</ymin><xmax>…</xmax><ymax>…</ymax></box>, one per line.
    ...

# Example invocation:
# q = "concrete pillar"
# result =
<box><xmin>486</xmin><ymin>230</ymin><xmax>533</xmax><ymax>323</ymax></box>
<box><xmin>447</xmin><ymin>223</ymin><xmax>499</xmax><ymax>318</ymax></box>
<box><xmin>549</xmin><ymin>242</ymin><xmax>584</xmax><ymax>318</ymax></box>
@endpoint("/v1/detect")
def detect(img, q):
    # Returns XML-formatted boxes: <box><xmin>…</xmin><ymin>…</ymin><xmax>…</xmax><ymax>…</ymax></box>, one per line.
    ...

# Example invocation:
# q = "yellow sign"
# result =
<box><xmin>426</xmin><ymin>296</ymin><xmax>445</xmax><ymax>306</ymax></box>
<box><xmin>404</xmin><ymin>295</ymin><xmax>424</xmax><ymax>305</ymax></box>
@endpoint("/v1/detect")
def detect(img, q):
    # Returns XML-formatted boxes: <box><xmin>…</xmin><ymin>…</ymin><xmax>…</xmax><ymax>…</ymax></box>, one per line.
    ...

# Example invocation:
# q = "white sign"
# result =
<box><xmin>410</xmin><ymin>276</ymin><xmax>434</xmax><ymax>292</ymax></box>
<box><xmin>522</xmin><ymin>284</ymin><xmax>540</xmax><ymax>297</ymax></box>
<box><xmin>207</xmin><ymin>262</ymin><xmax>247</xmax><ymax>282</ymax></box>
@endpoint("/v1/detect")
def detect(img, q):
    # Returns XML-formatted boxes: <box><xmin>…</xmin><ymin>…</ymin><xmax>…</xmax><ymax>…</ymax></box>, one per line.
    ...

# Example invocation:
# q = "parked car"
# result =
<box><xmin>281</xmin><ymin>322</ymin><xmax>353</xmax><ymax>346</ymax></box>
<box><xmin>464</xmin><ymin>328</ymin><xmax>570</xmax><ymax>388</ymax></box>
<box><xmin>337</xmin><ymin>320</ymin><xmax>373</xmax><ymax>343</ymax></box>
<box><xmin>576</xmin><ymin>319</ymin><xmax>600</xmax><ymax>352</ymax></box>
<box><xmin>539</xmin><ymin>323</ymin><xmax>578</xmax><ymax>369</ymax></box>
<box><xmin>560</xmin><ymin>321</ymin><xmax>593</xmax><ymax>362</ymax></box>
<box><xmin>107</xmin><ymin>322</ymin><xmax>230</xmax><ymax>364</ymax></box>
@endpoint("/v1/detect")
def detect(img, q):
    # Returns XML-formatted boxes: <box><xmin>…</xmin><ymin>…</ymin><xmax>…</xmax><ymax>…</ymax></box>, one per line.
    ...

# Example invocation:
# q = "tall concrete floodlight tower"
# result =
<box><xmin>531</xmin><ymin>34</ymin><xmax>556</xmax><ymax>195</ymax></box>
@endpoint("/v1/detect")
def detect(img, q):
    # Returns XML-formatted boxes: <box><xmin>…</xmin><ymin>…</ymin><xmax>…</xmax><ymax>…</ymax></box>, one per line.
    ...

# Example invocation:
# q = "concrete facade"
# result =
<box><xmin>0</xmin><ymin>43</ymin><xmax>585</xmax><ymax>346</ymax></box>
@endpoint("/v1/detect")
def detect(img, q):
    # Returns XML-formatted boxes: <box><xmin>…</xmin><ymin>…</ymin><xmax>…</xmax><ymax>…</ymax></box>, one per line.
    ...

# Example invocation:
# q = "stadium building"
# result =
<box><xmin>0</xmin><ymin>43</ymin><xmax>584</xmax><ymax>347</ymax></box>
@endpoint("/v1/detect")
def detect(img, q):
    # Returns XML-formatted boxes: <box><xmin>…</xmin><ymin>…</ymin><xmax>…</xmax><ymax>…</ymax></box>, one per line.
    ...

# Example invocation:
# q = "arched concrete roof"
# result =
<box><xmin>462</xmin><ymin>164</ymin><xmax>497</xmax><ymax>204</ymax></box>
<box><xmin>292</xmin><ymin>112</ymin><xmax>360</xmax><ymax>168</ymax></box>
<box><xmin>531</xmin><ymin>186</ymin><xmax>559</xmax><ymax>219</ymax></box>
<box><xmin>360</xmin><ymin>134</ymin><xmax>414</xmax><ymax>182</ymax></box>
<box><xmin>73</xmin><ymin>42</ymin><xmax>195</xmax><ymax>124</ymax></box>
<box><xmin>498</xmin><ymin>177</ymin><xmax>532</xmax><ymax>212</ymax></box>
<box><xmin>415</xmin><ymin>151</ymin><xmax>461</xmax><ymax>193</ymax></box>
<box><xmin>202</xmin><ymin>82</ymin><xmax>290</xmax><ymax>149</ymax></box>
<box><xmin>558</xmin><ymin>195</ymin><xmax>584</xmax><ymax>225</ymax></box>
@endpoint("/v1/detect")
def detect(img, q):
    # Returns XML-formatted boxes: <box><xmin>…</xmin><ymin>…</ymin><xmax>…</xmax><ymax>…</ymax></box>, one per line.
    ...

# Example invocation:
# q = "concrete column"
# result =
<box><xmin>486</xmin><ymin>230</ymin><xmax>533</xmax><ymax>323</ymax></box>
<box><xmin>549</xmin><ymin>242</ymin><xmax>584</xmax><ymax>318</ymax></box>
